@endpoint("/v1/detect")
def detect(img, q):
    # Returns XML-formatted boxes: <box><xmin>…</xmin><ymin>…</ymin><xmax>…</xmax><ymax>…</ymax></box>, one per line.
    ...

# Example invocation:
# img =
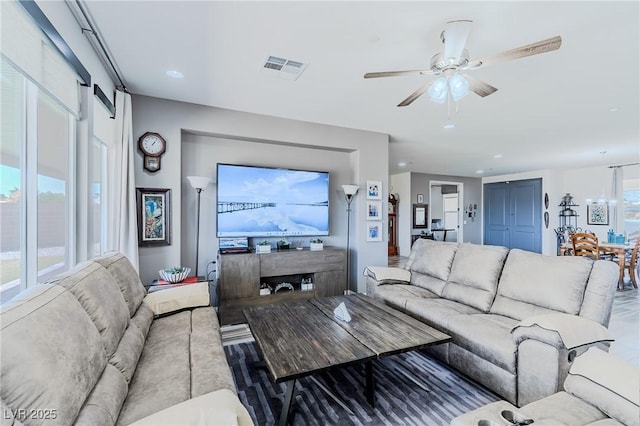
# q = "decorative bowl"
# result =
<box><xmin>159</xmin><ymin>267</ymin><xmax>191</xmax><ymax>283</ymax></box>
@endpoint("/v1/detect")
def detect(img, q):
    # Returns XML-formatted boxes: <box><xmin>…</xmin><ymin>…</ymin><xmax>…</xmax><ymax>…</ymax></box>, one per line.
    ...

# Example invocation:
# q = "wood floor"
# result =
<box><xmin>388</xmin><ymin>255</ymin><xmax>639</xmax><ymax>366</ymax></box>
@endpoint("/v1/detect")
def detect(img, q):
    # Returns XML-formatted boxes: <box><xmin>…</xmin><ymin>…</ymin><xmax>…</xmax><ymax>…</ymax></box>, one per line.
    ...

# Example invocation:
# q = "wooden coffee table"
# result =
<box><xmin>243</xmin><ymin>294</ymin><xmax>451</xmax><ymax>425</ymax></box>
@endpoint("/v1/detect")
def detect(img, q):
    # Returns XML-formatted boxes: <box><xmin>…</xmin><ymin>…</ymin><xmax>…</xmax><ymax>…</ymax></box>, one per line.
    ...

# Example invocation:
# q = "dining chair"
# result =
<box><xmin>571</xmin><ymin>232</ymin><xmax>600</xmax><ymax>260</ymax></box>
<box><xmin>624</xmin><ymin>239</ymin><xmax>639</xmax><ymax>289</ymax></box>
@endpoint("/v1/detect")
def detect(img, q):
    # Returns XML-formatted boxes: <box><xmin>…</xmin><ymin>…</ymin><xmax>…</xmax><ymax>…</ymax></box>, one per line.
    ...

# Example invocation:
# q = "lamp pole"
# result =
<box><xmin>194</xmin><ymin>187</ymin><xmax>203</xmax><ymax>278</ymax></box>
<box><xmin>187</xmin><ymin>176</ymin><xmax>212</xmax><ymax>279</ymax></box>
<box><xmin>341</xmin><ymin>185</ymin><xmax>359</xmax><ymax>294</ymax></box>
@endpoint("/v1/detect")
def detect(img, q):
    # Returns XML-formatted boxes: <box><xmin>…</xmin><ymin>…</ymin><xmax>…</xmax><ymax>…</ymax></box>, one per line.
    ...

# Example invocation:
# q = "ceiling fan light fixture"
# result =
<box><xmin>428</xmin><ymin>77</ymin><xmax>448</xmax><ymax>103</ymax></box>
<box><xmin>449</xmin><ymin>74</ymin><xmax>469</xmax><ymax>102</ymax></box>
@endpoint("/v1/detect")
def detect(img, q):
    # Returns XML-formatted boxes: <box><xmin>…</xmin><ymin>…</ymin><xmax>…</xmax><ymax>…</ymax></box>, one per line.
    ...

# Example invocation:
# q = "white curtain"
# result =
<box><xmin>110</xmin><ymin>90</ymin><xmax>139</xmax><ymax>270</ymax></box>
<box><xmin>611</xmin><ymin>166</ymin><xmax>623</xmax><ymax>232</ymax></box>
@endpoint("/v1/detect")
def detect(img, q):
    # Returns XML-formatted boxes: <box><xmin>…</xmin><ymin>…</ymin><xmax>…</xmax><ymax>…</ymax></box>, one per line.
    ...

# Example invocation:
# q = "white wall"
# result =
<box><xmin>180</xmin><ymin>134</ymin><xmax>352</xmax><ymax>275</ymax></box>
<box><xmin>482</xmin><ymin>167</ymin><xmax>627</xmax><ymax>255</ymax></box>
<box><xmin>132</xmin><ymin>95</ymin><xmax>389</xmax><ymax>291</ymax></box>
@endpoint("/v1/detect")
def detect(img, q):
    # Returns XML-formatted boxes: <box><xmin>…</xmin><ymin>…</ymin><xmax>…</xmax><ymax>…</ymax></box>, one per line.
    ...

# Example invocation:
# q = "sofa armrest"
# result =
<box><xmin>143</xmin><ymin>281</ymin><xmax>210</xmax><ymax>316</ymax></box>
<box><xmin>128</xmin><ymin>389</ymin><xmax>253</xmax><ymax>426</ymax></box>
<box><xmin>512</xmin><ymin>313</ymin><xmax>614</xmax><ymax>350</ymax></box>
<box><xmin>364</xmin><ymin>266</ymin><xmax>410</xmax><ymax>297</ymax></box>
<box><xmin>512</xmin><ymin>313</ymin><xmax>615</xmax><ymax>406</ymax></box>
<box><xmin>564</xmin><ymin>348</ymin><xmax>639</xmax><ymax>426</ymax></box>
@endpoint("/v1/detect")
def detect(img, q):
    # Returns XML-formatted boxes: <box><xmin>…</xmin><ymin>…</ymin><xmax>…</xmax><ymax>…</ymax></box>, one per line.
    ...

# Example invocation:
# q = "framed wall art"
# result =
<box><xmin>367</xmin><ymin>201</ymin><xmax>382</xmax><ymax>220</ymax></box>
<box><xmin>367</xmin><ymin>222</ymin><xmax>383</xmax><ymax>242</ymax></box>
<box><xmin>413</xmin><ymin>203</ymin><xmax>428</xmax><ymax>229</ymax></box>
<box><xmin>137</xmin><ymin>188</ymin><xmax>171</xmax><ymax>246</ymax></box>
<box><xmin>366</xmin><ymin>180</ymin><xmax>382</xmax><ymax>200</ymax></box>
<box><xmin>587</xmin><ymin>203</ymin><xmax>609</xmax><ymax>226</ymax></box>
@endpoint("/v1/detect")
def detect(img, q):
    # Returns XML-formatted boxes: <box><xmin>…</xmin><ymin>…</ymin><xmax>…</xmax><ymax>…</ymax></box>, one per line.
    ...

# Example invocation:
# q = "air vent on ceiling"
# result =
<box><xmin>261</xmin><ymin>56</ymin><xmax>308</xmax><ymax>80</ymax></box>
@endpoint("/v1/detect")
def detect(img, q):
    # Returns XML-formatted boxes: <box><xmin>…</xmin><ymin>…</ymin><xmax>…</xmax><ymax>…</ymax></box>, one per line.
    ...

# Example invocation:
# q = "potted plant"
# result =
<box><xmin>256</xmin><ymin>240</ymin><xmax>271</xmax><ymax>254</ymax></box>
<box><xmin>276</xmin><ymin>238</ymin><xmax>290</xmax><ymax>251</ymax></box>
<box><xmin>310</xmin><ymin>238</ymin><xmax>323</xmax><ymax>251</ymax></box>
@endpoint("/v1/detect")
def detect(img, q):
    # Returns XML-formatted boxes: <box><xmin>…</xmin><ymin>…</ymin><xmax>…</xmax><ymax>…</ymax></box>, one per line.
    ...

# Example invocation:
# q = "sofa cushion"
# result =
<box><xmin>404</xmin><ymin>297</ymin><xmax>483</xmax><ymax>333</ymax></box>
<box><xmin>373</xmin><ymin>284</ymin><xmax>439</xmax><ymax>311</ymax></box>
<box><xmin>564</xmin><ymin>348</ymin><xmax>639</xmax><ymax>426</ymax></box>
<box><xmin>75</xmin><ymin>364</ymin><xmax>128</xmax><ymax>425</ymax></box>
<box><xmin>117</xmin><ymin>333</ymin><xmax>192</xmax><ymax>425</ymax></box>
<box><xmin>519</xmin><ymin>391</ymin><xmax>608</xmax><ymax>426</ymax></box>
<box><xmin>109</xmin><ymin>323</ymin><xmax>146</xmax><ymax>384</ymax></box>
<box><xmin>128</xmin><ymin>389</ymin><xmax>253</xmax><ymax>426</ymax></box>
<box><xmin>47</xmin><ymin>261</ymin><xmax>129</xmax><ymax>358</ymax></box>
<box><xmin>580</xmin><ymin>260</ymin><xmax>619</xmax><ymax>326</ymax></box>
<box><xmin>406</xmin><ymin>239</ymin><xmax>458</xmax><ymax>295</ymax></box>
<box><xmin>190</xmin><ymin>309</ymin><xmax>236</xmax><ymax>397</ymax></box>
<box><xmin>1</xmin><ymin>285</ymin><xmax>106</xmax><ymax>426</ymax></box>
<box><xmin>446</xmin><ymin>314</ymin><xmax>519</xmax><ymax>374</ymax></box>
<box><xmin>94</xmin><ymin>252</ymin><xmax>147</xmax><ymax>316</ymax></box>
<box><xmin>443</xmin><ymin>243</ymin><xmax>509</xmax><ymax>312</ymax></box>
<box><xmin>491</xmin><ymin>249</ymin><xmax>592</xmax><ymax>320</ymax></box>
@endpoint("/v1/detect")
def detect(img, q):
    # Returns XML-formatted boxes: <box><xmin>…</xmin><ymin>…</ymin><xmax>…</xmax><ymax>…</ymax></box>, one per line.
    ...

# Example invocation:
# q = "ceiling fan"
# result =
<box><xmin>364</xmin><ymin>20</ymin><xmax>562</xmax><ymax>107</ymax></box>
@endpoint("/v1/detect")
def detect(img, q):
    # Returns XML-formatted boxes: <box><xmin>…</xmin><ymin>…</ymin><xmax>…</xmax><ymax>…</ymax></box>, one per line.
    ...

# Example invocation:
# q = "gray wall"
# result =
<box><xmin>132</xmin><ymin>95</ymin><xmax>389</xmax><ymax>291</ymax></box>
<box><xmin>392</xmin><ymin>172</ymin><xmax>482</xmax><ymax>255</ymax></box>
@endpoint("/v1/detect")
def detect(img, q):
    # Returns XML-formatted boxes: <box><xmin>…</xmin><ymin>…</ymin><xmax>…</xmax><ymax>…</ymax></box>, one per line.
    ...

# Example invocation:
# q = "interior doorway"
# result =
<box><xmin>429</xmin><ymin>181</ymin><xmax>464</xmax><ymax>242</ymax></box>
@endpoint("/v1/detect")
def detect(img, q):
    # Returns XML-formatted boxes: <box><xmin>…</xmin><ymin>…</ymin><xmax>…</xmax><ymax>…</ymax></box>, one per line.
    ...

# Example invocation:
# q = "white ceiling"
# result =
<box><xmin>83</xmin><ymin>1</ymin><xmax>639</xmax><ymax>177</ymax></box>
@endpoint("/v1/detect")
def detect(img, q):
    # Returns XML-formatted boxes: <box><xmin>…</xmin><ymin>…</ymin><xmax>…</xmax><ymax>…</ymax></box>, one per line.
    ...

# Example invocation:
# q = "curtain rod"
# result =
<box><xmin>67</xmin><ymin>0</ymin><xmax>127</xmax><ymax>91</ymax></box>
<box><xmin>608</xmin><ymin>163</ymin><xmax>639</xmax><ymax>168</ymax></box>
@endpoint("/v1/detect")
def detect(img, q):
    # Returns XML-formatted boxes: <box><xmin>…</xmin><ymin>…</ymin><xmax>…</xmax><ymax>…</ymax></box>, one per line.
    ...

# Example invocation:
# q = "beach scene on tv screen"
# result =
<box><xmin>217</xmin><ymin>164</ymin><xmax>329</xmax><ymax>237</ymax></box>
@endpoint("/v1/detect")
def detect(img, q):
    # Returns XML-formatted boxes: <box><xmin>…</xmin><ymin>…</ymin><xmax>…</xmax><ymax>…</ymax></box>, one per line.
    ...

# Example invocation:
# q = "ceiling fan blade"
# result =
<box><xmin>443</xmin><ymin>20</ymin><xmax>473</xmax><ymax>63</ymax></box>
<box><xmin>397</xmin><ymin>83</ymin><xmax>430</xmax><ymax>107</ymax></box>
<box><xmin>364</xmin><ymin>69</ymin><xmax>433</xmax><ymax>79</ymax></box>
<box><xmin>467</xmin><ymin>35</ymin><xmax>562</xmax><ymax>69</ymax></box>
<box><xmin>463</xmin><ymin>74</ymin><xmax>498</xmax><ymax>97</ymax></box>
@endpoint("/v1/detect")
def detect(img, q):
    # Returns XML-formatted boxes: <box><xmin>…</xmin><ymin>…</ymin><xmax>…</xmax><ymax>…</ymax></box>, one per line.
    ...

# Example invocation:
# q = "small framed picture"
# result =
<box><xmin>367</xmin><ymin>222</ymin><xmax>383</xmax><ymax>241</ymax></box>
<box><xmin>367</xmin><ymin>201</ymin><xmax>382</xmax><ymax>220</ymax></box>
<box><xmin>587</xmin><ymin>203</ymin><xmax>609</xmax><ymax>225</ymax></box>
<box><xmin>137</xmin><ymin>188</ymin><xmax>171</xmax><ymax>246</ymax></box>
<box><xmin>417</xmin><ymin>194</ymin><xmax>424</xmax><ymax>203</ymax></box>
<box><xmin>413</xmin><ymin>203</ymin><xmax>428</xmax><ymax>229</ymax></box>
<box><xmin>366</xmin><ymin>180</ymin><xmax>382</xmax><ymax>200</ymax></box>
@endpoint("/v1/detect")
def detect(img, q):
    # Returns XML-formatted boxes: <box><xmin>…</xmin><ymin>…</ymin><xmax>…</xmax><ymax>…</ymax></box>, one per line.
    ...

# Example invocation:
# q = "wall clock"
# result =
<box><xmin>138</xmin><ymin>132</ymin><xmax>166</xmax><ymax>172</ymax></box>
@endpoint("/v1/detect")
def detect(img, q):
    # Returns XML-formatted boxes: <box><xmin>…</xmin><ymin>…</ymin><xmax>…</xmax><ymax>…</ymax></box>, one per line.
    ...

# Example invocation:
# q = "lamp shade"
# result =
<box><xmin>428</xmin><ymin>77</ymin><xmax>448</xmax><ymax>104</ymax></box>
<box><xmin>187</xmin><ymin>176</ymin><xmax>212</xmax><ymax>190</ymax></box>
<box><xmin>341</xmin><ymin>184</ymin><xmax>359</xmax><ymax>196</ymax></box>
<box><xmin>448</xmin><ymin>74</ymin><xmax>469</xmax><ymax>102</ymax></box>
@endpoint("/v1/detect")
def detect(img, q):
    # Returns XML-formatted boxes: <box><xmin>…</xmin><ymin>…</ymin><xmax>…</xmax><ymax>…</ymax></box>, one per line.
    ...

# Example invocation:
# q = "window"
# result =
<box><xmin>623</xmin><ymin>168</ymin><xmax>640</xmax><ymax>237</ymax></box>
<box><xmin>0</xmin><ymin>59</ymin><xmax>76</xmax><ymax>301</ymax></box>
<box><xmin>0</xmin><ymin>60</ymin><xmax>25</xmax><ymax>299</ymax></box>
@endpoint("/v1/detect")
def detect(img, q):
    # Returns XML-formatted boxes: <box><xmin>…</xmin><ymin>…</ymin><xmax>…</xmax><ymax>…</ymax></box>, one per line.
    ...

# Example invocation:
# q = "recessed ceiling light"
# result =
<box><xmin>609</xmin><ymin>107</ymin><xmax>619</xmax><ymax>112</ymax></box>
<box><xmin>493</xmin><ymin>154</ymin><xmax>503</xmax><ymax>159</ymax></box>
<box><xmin>166</xmin><ymin>70</ymin><xmax>184</xmax><ymax>79</ymax></box>
<box><xmin>476</xmin><ymin>170</ymin><xmax>484</xmax><ymax>174</ymax></box>
<box><xmin>398</xmin><ymin>162</ymin><xmax>407</xmax><ymax>167</ymax></box>
<box><xmin>443</xmin><ymin>123</ymin><xmax>455</xmax><ymax>129</ymax></box>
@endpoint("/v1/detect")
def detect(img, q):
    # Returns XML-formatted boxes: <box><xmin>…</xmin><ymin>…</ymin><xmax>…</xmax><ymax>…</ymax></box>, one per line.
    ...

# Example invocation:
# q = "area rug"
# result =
<box><xmin>224</xmin><ymin>342</ymin><xmax>501</xmax><ymax>425</ymax></box>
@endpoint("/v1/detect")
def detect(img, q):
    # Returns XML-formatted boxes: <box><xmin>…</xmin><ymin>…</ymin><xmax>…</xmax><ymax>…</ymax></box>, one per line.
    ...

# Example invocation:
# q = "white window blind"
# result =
<box><xmin>0</xmin><ymin>0</ymin><xmax>81</xmax><ymax>117</ymax></box>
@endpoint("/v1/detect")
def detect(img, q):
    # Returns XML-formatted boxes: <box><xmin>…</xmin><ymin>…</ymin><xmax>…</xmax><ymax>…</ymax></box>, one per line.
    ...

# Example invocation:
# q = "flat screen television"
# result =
<box><xmin>216</xmin><ymin>163</ymin><xmax>330</xmax><ymax>237</ymax></box>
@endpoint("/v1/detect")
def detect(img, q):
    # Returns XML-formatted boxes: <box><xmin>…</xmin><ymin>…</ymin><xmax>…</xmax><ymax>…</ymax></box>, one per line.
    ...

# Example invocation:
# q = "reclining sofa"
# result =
<box><xmin>365</xmin><ymin>239</ymin><xmax>619</xmax><ymax>407</ymax></box>
<box><xmin>1</xmin><ymin>252</ymin><xmax>252</xmax><ymax>425</ymax></box>
<box><xmin>451</xmin><ymin>347</ymin><xmax>639</xmax><ymax>426</ymax></box>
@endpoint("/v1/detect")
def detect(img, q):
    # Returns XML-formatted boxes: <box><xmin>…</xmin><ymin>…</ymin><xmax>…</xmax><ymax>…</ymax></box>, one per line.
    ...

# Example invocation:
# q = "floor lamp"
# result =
<box><xmin>187</xmin><ymin>176</ymin><xmax>212</xmax><ymax>278</ymax></box>
<box><xmin>342</xmin><ymin>184</ymin><xmax>359</xmax><ymax>294</ymax></box>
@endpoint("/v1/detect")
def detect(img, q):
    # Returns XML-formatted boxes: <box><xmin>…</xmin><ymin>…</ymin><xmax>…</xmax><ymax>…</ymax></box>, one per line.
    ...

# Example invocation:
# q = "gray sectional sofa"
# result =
<box><xmin>1</xmin><ymin>252</ymin><xmax>252</xmax><ymax>425</ymax></box>
<box><xmin>451</xmin><ymin>347</ymin><xmax>639</xmax><ymax>426</ymax></box>
<box><xmin>365</xmin><ymin>239</ymin><xmax>620</xmax><ymax>407</ymax></box>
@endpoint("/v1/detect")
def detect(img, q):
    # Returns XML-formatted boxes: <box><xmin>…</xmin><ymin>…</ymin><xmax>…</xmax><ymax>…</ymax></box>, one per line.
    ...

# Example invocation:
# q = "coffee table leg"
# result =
<box><xmin>365</xmin><ymin>360</ymin><xmax>376</xmax><ymax>408</ymax></box>
<box><xmin>279</xmin><ymin>379</ymin><xmax>296</xmax><ymax>426</ymax></box>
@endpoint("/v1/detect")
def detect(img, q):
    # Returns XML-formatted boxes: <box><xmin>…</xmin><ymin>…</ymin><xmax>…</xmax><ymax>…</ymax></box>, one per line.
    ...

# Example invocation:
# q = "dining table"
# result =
<box><xmin>560</xmin><ymin>241</ymin><xmax>635</xmax><ymax>290</ymax></box>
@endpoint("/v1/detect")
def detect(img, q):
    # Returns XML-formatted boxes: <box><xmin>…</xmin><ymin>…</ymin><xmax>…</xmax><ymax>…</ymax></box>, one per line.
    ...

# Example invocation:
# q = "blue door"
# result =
<box><xmin>484</xmin><ymin>179</ymin><xmax>542</xmax><ymax>253</ymax></box>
